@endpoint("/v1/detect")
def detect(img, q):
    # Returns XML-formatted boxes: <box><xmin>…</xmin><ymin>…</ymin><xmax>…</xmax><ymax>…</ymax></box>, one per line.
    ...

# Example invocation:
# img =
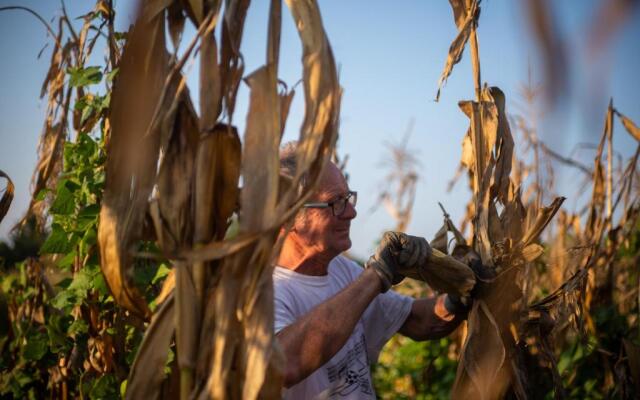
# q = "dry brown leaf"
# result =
<box><xmin>449</xmin><ymin>0</ymin><xmax>469</xmax><ymax>28</ymax></box>
<box><xmin>499</xmin><ymin>189</ymin><xmax>526</xmax><ymax>243</ymax></box>
<box><xmin>521</xmin><ymin>197</ymin><xmax>565</xmax><ymax>247</ymax></box>
<box><xmin>431</xmin><ymin>224</ymin><xmax>449</xmax><ymax>254</ymax></box>
<box><xmin>219</xmin><ymin>0</ymin><xmax>250</xmax><ymax>122</ymax></box>
<box><xmin>167</xmin><ymin>0</ymin><xmax>187</xmax><ymax>51</ymax></box>
<box><xmin>436</xmin><ymin>1</ymin><xmax>479</xmax><ymax>101</ymax></box>
<box><xmin>157</xmin><ymin>89</ymin><xmax>199</xmax><ymax>253</ymax></box>
<box><xmin>487</xmin><ymin>87</ymin><xmax>514</xmax><ymax>204</ymax></box>
<box><xmin>453</xmin><ymin>300</ymin><xmax>507</xmax><ymax>400</ymax></box>
<box><xmin>521</xmin><ymin>243</ymin><xmax>544</xmax><ymax>263</ymax></box>
<box><xmin>125</xmin><ymin>294</ymin><xmax>175</xmax><ymax>400</ymax></box>
<box><xmin>615</xmin><ymin>109</ymin><xmax>640</xmax><ymax>142</ymax></box>
<box><xmin>175</xmin><ymin>261</ymin><xmax>199</xmax><ymax>385</ymax></box>
<box><xmin>199</xmin><ymin>1</ymin><xmax>223</xmax><ymax>130</ymax></box>
<box><xmin>241</xmin><ymin>66</ymin><xmax>280</xmax><ymax>231</ymax></box>
<box><xmin>195</xmin><ymin>124</ymin><xmax>242</xmax><ymax>243</ymax></box>
<box><xmin>98</xmin><ymin>3</ymin><xmax>168</xmax><ymax>320</ymax></box>
<box><xmin>0</xmin><ymin>170</ymin><xmax>14</xmax><ymax>224</ymax></box>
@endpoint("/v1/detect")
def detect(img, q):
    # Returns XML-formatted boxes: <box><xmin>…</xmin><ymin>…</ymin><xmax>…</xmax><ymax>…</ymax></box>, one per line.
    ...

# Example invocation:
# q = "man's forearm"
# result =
<box><xmin>276</xmin><ymin>268</ymin><xmax>382</xmax><ymax>387</ymax></box>
<box><xmin>399</xmin><ymin>295</ymin><xmax>465</xmax><ymax>341</ymax></box>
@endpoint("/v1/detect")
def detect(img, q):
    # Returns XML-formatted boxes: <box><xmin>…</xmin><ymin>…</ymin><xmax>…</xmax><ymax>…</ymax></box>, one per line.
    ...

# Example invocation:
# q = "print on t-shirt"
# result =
<box><xmin>326</xmin><ymin>334</ymin><xmax>374</xmax><ymax>397</ymax></box>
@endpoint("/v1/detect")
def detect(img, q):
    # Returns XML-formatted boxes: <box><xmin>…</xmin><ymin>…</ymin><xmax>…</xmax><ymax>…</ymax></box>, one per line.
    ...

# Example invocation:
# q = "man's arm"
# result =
<box><xmin>398</xmin><ymin>294</ymin><xmax>466</xmax><ymax>341</ymax></box>
<box><xmin>276</xmin><ymin>267</ymin><xmax>382</xmax><ymax>388</ymax></box>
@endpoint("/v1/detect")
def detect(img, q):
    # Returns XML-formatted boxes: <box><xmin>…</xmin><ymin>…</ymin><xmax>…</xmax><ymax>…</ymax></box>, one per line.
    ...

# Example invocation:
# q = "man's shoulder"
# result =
<box><xmin>328</xmin><ymin>254</ymin><xmax>364</xmax><ymax>280</ymax></box>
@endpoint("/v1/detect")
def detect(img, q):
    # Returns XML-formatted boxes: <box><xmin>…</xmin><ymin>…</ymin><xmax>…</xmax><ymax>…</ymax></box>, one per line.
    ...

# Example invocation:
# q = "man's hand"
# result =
<box><xmin>445</xmin><ymin>247</ymin><xmax>496</xmax><ymax>314</ymax></box>
<box><xmin>365</xmin><ymin>231</ymin><xmax>431</xmax><ymax>292</ymax></box>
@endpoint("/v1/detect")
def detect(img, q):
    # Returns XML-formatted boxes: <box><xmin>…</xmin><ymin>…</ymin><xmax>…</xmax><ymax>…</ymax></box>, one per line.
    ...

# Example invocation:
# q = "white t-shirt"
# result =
<box><xmin>274</xmin><ymin>255</ymin><xmax>413</xmax><ymax>399</ymax></box>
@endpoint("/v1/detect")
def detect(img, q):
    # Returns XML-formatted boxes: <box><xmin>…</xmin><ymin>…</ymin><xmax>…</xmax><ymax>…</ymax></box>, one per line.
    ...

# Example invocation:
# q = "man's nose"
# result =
<box><xmin>342</xmin><ymin>201</ymin><xmax>357</xmax><ymax>220</ymax></box>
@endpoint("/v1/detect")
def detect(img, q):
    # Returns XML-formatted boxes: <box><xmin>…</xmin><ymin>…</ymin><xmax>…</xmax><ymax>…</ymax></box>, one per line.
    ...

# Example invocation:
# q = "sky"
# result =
<box><xmin>1</xmin><ymin>0</ymin><xmax>639</xmax><ymax>260</ymax></box>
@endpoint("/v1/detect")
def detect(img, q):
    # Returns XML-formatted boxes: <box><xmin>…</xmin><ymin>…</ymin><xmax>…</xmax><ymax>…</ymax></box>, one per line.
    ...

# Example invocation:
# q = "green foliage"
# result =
<box><xmin>373</xmin><ymin>335</ymin><xmax>457</xmax><ymax>399</ymax></box>
<box><xmin>0</xmin><ymin>22</ymin><xmax>168</xmax><ymax>397</ymax></box>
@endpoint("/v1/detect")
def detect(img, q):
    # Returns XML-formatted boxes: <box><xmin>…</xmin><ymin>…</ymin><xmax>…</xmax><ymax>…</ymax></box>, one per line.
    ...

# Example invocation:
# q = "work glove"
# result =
<box><xmin>365</xmin><ymin>231</ymin><xmax>431</xmax><ymax>292</ymax></box>
<box><xmin>445</xmin><ymin>245</ymin><xmax>496</xmax><ymax>314</ymax></box>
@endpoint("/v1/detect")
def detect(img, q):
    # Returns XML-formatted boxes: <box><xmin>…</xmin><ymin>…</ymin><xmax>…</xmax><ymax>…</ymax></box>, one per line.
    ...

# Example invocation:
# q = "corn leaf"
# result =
<box><xmin>0</xmin><ymin>170</ymin><xmax>14</xmax><ymax>224</ymax></box>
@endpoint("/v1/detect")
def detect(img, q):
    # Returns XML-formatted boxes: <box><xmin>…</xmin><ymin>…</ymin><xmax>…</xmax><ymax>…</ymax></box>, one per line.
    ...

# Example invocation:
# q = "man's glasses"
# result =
<box><xmin>303</xmin><ymin>191</ymin><xmax>357</xmax><ymax>217</ymax></box>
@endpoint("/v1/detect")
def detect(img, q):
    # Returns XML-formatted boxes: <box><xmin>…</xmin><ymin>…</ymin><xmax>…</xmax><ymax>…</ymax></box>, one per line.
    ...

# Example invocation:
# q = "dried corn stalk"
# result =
<box><xmin>97</xmin><ymin>0</ymin><xmax>341</xmax><ymax>399</ymax></box>
<box><xmin>434</xmin><ymin>2</ymin><xmax>567</xmax><ymax>398</ymax></box>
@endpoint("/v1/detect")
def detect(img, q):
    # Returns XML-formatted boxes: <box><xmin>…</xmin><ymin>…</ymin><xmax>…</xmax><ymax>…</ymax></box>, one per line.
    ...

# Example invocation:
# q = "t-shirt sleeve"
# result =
<box><xmin>274</xmin><ymin>285</ymin><xmax>297</xmax><ymax>334</ymax></box>
<box><xmin>362</xmin><ymin>289</ymin><xmax>413</xmax><ymax>363</ymax></box>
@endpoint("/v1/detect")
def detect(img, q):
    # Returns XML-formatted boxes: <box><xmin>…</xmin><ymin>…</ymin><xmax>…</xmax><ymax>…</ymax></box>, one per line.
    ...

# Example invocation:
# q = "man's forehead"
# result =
<box><xmin>315</xmin><ymin>162</ymin><xmax>348</xmax><ymax>198</ymax></box>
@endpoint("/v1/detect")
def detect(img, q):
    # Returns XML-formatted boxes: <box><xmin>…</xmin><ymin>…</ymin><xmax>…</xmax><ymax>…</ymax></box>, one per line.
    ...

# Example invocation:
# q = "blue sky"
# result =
<box><xmin>1</xmin><ymin>0</ymin><xmax>639</xmax><ymax>259</ymax></box>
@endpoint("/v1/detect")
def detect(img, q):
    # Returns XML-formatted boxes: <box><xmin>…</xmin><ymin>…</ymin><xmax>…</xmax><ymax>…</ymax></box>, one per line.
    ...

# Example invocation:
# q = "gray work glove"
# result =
<box><xmin>365</xmin><ymin>231</ymin><xmax>431</xmax><ymax>292</ymax></box>
<box><xmin>445</xmin><ymin>247</ymin><xmax>496</xmax><ymax>315</ymax></box>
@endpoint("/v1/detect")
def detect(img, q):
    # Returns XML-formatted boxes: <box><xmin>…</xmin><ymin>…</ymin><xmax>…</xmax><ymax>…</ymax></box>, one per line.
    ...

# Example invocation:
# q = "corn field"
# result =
<box><xmin>0</xmin><ymin>0</ymin><xmax>639</xmax><ymax>399</ymax></box>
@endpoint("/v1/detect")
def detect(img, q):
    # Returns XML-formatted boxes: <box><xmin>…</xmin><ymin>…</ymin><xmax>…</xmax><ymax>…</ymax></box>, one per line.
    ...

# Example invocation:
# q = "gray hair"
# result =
<box><xmin>280</xmin><ymin>141</ymin><xmax>308</xmax><ymax>191</ymax></box>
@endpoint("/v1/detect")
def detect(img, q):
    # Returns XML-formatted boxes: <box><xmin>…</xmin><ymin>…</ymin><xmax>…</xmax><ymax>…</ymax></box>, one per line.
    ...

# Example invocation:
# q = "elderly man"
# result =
<box><xmin>274</xmin><ymin>143</ymin><xmax>469</xmax><ymax>399</ymax></box>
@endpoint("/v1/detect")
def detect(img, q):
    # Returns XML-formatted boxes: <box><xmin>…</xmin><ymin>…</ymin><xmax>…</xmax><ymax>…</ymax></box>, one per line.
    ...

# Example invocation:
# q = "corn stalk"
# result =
<box><xmin>96</xmin><ymin>0</ymin><xmax>341</xmax><ymax>398</ymax></box>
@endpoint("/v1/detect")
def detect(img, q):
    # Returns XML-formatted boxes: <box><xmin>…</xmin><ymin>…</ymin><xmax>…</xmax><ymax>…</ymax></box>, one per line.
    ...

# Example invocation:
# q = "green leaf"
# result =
<box><xmin>120</xmin><ymin>379</ymin><xmax>128</xmax><ymax>398</ymax></box>
<box><xmin>88</xmin><ymin>374</ymin><xmax>118</xmax><ymax>400</ymax></box>
<box><xmin>50</xmin><ymin>182</ymin><xmax>75</xmax><ymax>215</ymax></box>
<box><xmin>46</xmin><ymin>314</ymin><xmax>71</xmax><ymax>354</ymax></box>
<box><xmin>68</xmin><ymin>319</ymin><xmax>88</xmax><ymax>336</ymax></box>
<box><xmin>105</xmin><ymin>68</ymin><xmax>119</xmax><ymax>82</ymax></box>
<box><xmin>152</xmin><ymin>264</ymin><xmax>171</xmax><ymax>284</ymax></box>
<box><xmin>68</xmin><ymin>66</ymin><xmax>103</xmax><ymax>87</ymax></box>
<box><xmin>50</xmin><ymin>289</ymin><xmax>74</xmax><ymax>310</ymax></box>
<box><xmin>40</xmin><ymin>224</ymin><xmax>73</xmax><ymax>254</ymax></box>
<box><xmin>56</xmin><ymin>251</ymin><xmax>76</xmax><ymax>269</ymax></box>
<box><xmin>35</xmin><ymin>188</ymin><xmax>51</xmax><ymax>202</ymax></box>
<box><xmin>93</xmin><ymin>273</ymin><xmax>109</xmax><ymax>296</ymax></box>
<box><xmin>22</xmin><ymin>332</ymin><xmax>49</xmax><ymax>361</ymax></box>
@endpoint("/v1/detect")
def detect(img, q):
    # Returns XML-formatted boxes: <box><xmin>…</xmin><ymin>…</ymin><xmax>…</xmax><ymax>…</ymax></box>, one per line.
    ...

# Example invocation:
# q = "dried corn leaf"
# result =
<box><xmin>500</xmin><ymin>191</ymin><xmax>526</xmax><ymax>243</ymax></box>
<box><xmin>157</xmin><ymin>89</ymin><xmax>199</xmax><ymax>253</ymax></box>
<box><xmin>521</xmin><ymin>197</ymin><xmax>565</xmax><ymax>247</ymax></box>
<box><xmin>461</xmin><ymin>132</ymin><xmax>474</xmax><ymax>169</ymax></box>
<box><xmin>282</xmin><ymin>0</ymin><xmax>341</xmax><ymax>202</ymax></box>
<box><xmin>167</xmin><ymin>1</ymin><xmax>186</xmax><ymax>51</ymax></box>
<box><xmin>279</xmin><ymin>86</ymin><xmax>295</xmax><ymax>138</ymax></box>
<box><xmin>436</xmin><ymin>0</ymin><xmax>479</xmax><ymax>101</ymax></box>
<box><xmin>199</xmin><ymin>0</ymin><xmax>223</xmax><ymax>129</ymax></box>
<box><xmin>175</xmin><ymin>261</ymin><xmax>199</xmax><ymax>376</ymax></box>
<box><xmin>521</xmin><ymin>243</ymin><xmax>544</xmax><ymax>262</ymax></box>
<box><xmin>431</xmin><ymin>224</ymin><xmax>449</xmax><ymax>254</ymax></box>
<box><xmin>185</xmin><ymin>0</ymin><xmax>204</xmax><ymax>24</ymax></box>
<box><xmin>449</xmin><ymin>0</ymin><xmax>469</xmax><ymax>28</ymax></box>
<box><xmin>454</xmin><ymin>300</ymin><xmax>507</xmax><ymax>400</ymax></box>
<box><xmin>0</xmin><ymin>170</ymin><xmax>14</xmax><ymax>224</ymax></box>
<box><xmin>196</xmin><ymin>124</ymin><xmax>242</xmax><ymax>242</ymax></box>
<box><xmin>98</xmin><ymin>4</ymin><xmax>168</xmax><ymax>319</ymax></box>
<box><xmin>241</xmin><ymin>66</ymin><xmax>280</xmax><ymax>231</ymax></box>
<box><xmin>216</xmin><ymin>62</ymin><xmax>280</xmax><ymax>399</ymax></box>
<box><xmin>219</xmin><ymin>0</ymin><xmax>250</xmax><ymax>121</ymax></box>
<box><xmin>125</xmin><ymin>294</ymin><xmax>175</xmax><ymax>400</ymax></box>
<box><xmin>615</xmin><ymin>109</ymin><xmax>640</xmax><ymax>142</ymax></box>
<box><xmin>486</xmin><ymin>87</ymin><xmax>514</xmax><ymax>204</ymax></box>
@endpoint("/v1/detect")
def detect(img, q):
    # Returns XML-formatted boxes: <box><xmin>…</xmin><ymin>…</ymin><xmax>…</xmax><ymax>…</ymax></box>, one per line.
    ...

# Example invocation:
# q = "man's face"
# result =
<box><xmin>292</xmin><ymin>162</ymin><xmax>357</xmax><ymax>257</ymax></box>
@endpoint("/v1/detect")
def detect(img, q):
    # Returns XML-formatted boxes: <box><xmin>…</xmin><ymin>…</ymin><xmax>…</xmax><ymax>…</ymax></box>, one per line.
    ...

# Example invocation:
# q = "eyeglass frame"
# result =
<box><xmin>302</xmin><ymin>190</ymin><xmax>357</xmax><ymax>217</ymax></box>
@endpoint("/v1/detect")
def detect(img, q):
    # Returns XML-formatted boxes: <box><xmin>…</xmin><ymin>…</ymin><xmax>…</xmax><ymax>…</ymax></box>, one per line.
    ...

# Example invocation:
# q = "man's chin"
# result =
<box><xmin>336</xmin><ymin>238</ymin><xmax>352</xmax><ymax>253</ymax></box>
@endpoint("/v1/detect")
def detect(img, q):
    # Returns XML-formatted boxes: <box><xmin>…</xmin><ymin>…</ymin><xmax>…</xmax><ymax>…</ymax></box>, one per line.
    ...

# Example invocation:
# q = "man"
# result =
<box><xmin>274</xmin><ymin>143</ymin><xmax>469</xmax><ymax>399</ymax></box>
